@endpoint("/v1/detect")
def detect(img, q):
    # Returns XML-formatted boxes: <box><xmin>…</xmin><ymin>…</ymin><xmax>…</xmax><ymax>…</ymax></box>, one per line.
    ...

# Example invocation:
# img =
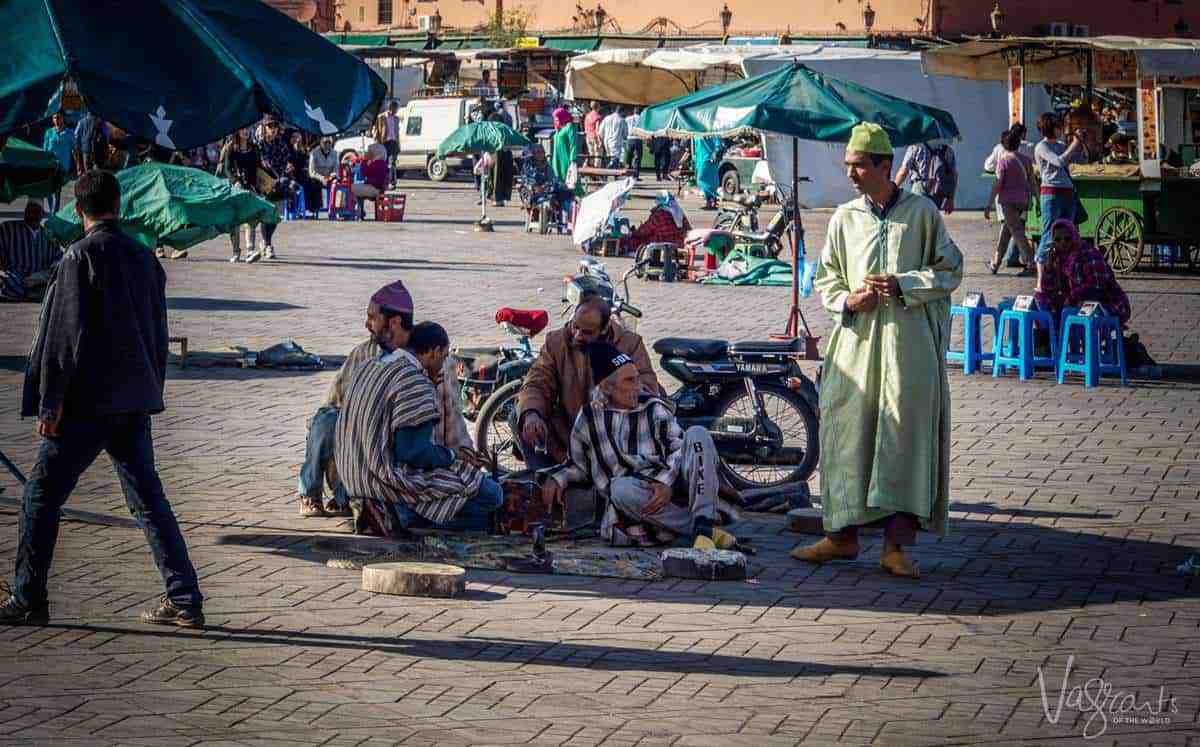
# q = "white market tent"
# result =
<box><xmin>564</xmin><ymin>46</ymin><xmax>768</xmax><ymax>105</ymax></box>
<box><xmin>741</xmin><ymin>46</ymin><xmax>1051</xmax><ymax>210</ymax></box>
<box><xmin>566</xmin><ymin>43</ymin><xmax>1049</xmax><ymax>209</ymax></box>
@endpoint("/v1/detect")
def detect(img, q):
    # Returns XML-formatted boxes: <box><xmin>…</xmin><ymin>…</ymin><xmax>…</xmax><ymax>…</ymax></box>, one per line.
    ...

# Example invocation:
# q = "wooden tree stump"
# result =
<box><xmin>660</xmin><ymin>548</ymin><xmax>747</xmax><ymax>581</ymax></box>
<box><xmin>361</xmin><ymin>562</ymin><xmax>466</xmax><ymax>598</ymax></box>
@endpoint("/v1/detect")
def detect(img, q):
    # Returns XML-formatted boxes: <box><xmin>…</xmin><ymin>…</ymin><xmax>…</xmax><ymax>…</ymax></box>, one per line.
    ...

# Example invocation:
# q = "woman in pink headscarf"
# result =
<box><xmin>552</xmin><ymin>105</ymin><xmax>572</xmax><ymax>130</ymax></box>
<box><xmin>1035</xmin><ymin>218</ymin><xmax>1131</xmax><ymax>326</ymax></box>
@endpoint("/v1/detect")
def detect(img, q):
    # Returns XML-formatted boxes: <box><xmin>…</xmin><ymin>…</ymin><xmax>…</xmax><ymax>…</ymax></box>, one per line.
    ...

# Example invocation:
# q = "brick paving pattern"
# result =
<box><xmin>0</xmin><ymin>179</ymin><xmax>1198</xmax><ymax>745</ymax></box>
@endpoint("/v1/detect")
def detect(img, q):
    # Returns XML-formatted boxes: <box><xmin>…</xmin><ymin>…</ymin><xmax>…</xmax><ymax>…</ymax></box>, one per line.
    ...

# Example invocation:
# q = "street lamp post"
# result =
<box><xmin>595</xmin><ymin>4</ymin><xmax>607</xmax><ymax>34</ymax></box>
<box><xmin>862</xmin><ymin>2</ymin><xmax>875</xmax><ymax>33</ymax></box>
<box><xmin>720</xmin><ymin>4</ymin><xmax>733</xmax><ymax>40</ymax></box>
<box><xmin>990</xmin><ymin>1</ymin><xmax>1006</xmax><ymax>36</ymax></box>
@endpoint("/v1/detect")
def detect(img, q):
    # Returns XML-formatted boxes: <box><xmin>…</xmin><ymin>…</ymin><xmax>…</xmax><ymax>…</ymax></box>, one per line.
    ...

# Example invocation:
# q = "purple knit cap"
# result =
<box><xmin>371</xmin><ymin>280</ymin><xmax>413</xmax><ymax>314</ymax></box>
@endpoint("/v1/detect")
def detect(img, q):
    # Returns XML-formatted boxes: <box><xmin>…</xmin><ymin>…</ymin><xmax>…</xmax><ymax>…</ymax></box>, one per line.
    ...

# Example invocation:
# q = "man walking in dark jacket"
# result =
<box><xmin>0</xmin><ymin>170</ymin><xmax>205</xmax><ymax>628</ymax></box>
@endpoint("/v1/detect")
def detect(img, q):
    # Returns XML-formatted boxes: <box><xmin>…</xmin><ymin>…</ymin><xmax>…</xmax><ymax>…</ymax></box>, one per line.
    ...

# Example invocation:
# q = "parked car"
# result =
<box><xmin>333</xmin><ymin>97</ymin><xmax>482</xmax><ymax>181</ymax></box>
<box><xmin>717</xmin><ymin>154</ymin><xmax>767</xmax><ymax>198</ymax></box>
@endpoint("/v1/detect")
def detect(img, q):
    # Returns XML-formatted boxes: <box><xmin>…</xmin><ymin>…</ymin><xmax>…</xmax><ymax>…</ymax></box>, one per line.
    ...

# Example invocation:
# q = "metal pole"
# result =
<box><xmin>0</xmin><ymin>448</ymin><xmax>26</xmax><ymax>485</ymax></box>
<box><xmin>1085</xmin><ymin>49</ymin><xmax>1094</xmax><ymax>105</ymax></box>
<box><xmin>787</xmin><ymin>136</ymin><xmax>800</xmax><ymax>337</ymax></box>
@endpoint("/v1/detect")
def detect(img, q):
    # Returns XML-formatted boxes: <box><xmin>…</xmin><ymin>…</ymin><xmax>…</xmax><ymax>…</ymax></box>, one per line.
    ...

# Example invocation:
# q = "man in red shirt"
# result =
<box><xmin>584</xmin><ymin>101</ymin><xmax>604</xmax><ymax>166</ymax></box>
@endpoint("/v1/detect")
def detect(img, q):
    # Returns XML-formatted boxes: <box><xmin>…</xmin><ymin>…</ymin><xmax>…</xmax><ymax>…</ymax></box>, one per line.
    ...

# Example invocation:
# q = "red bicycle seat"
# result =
<box><xmin>495</xmin><ymin>308</ymin><xmax>549</xmax><ymax>337</ymax></box>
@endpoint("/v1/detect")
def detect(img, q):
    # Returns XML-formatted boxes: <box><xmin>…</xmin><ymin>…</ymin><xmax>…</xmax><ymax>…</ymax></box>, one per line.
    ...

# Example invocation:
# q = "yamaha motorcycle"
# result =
<box><xmin>466</xmin><ymin>258</ymin><xmax>820</xmax><ymax>491</ymax></box>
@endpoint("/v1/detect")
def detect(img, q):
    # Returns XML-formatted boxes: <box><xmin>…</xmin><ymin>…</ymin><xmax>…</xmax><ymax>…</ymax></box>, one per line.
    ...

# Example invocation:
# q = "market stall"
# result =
<box><xmin>924</xmin><ymin>36</ymin><xmax>1200</xmax><ymax>272</ymax></box>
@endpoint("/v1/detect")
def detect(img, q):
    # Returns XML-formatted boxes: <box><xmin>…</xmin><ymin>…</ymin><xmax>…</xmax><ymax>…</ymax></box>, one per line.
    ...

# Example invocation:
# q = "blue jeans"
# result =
<box><xmin>394</xmin><ymin>477</ymin><xmax>503</xmax><ymax>532</ymax></box>
<box><xmin>297</xmin><ymin>406</ymin><xmax>346</xmax><ymax>507</ymax></box>
<box><xmin>13</xmin><ymin>414</ymin><xmax>202</xmax><ymax>608</ymax></box>
<box><xmin>1036</xmin><ymin>191</ymin><xmax>1076</xmax><ymax>264</ymax></box>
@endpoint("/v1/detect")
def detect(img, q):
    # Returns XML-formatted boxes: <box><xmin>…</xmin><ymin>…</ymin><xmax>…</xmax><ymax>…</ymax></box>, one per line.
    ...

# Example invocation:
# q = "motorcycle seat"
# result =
<box><xmin>727</xmin><ymin>338</ymin><xmax>805</xmax><ymax>356</ymax></box>
<box><xmin>653</xmin><ymin>337</ymin><xmax>729</xmax><ymax>361</ymax></box>
<box><xmin>735</xmin><ymin>193</ymin><xmax>762</xmax><ymax>208</ymax></box>
<box><xmin>495</xmin><ymin>308</ymin><xmax>549</xmax><ymax>337</ymax></box>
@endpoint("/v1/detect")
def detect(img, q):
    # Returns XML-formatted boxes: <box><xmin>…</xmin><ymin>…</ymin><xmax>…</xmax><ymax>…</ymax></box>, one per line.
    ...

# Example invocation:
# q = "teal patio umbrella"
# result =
<box><xmin>0</xmin><ymin>137</ymin><xmax>65</xmax><ymax>203</ymax></box>
<box><xmin>46</xmin><ymin>162</ymin><xmax>278</xmax><ymax>251</ymax></box>
<box><xmin>637</xmin><ymin>62</ymin><xmax>960</xmax><ymax>337</ymax></box>
<box><xmin>437</xmin><ymin>122</ymin><xmax>532</xmax><ymax>230</ymax></box>
<box><xmin>0</xmin><ymin>0</ymin><xmax>386</xmax><ymax>150</ymax></box>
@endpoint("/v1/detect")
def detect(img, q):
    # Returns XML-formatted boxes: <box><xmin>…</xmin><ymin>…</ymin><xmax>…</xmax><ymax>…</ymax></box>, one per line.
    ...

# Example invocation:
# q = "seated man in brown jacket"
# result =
<box><xmin>516</xmin><ymin>295</ymin><xmax>661</xmax><ymax>470</ymax></box>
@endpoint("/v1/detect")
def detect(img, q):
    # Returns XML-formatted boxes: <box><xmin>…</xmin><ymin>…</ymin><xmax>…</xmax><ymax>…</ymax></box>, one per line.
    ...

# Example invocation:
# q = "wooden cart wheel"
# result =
<box><xmin>1094</xmin><ymin>207</ymin><xmax>1144</xmax><ymax>274</ymax></box>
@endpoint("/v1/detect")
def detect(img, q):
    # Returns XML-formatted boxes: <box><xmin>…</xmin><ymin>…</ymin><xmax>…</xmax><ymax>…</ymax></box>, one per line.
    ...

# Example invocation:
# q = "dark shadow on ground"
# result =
<box><xmin>166</xmin><ymin>297</ymin><xmax>306</xmax><ymax>312</ymax></box>
<box><xmin>950</xmin><ymin>502</ymin><xmax>1114</xmax><ymax>520</ymax></box>
<box><xmin>399</xmin><ymin>217</ymin><xmax>527</xmax><ymax>228</ymax></box>
<box><xmin>262</xmin><ymin>260</ymin><xmax>504</xmax><ymax>273</ymax></box>
<box><xmin>323</xmin><ymin>257</ymin><xmax>525</xmax><ymax>269</ymax></box>
<box><xmin>164</xmin><ymin>354</ymin><xmax>344</xmax><ymax>381</ymax></box>
<box><xmin>0</xmin><ymin>355</ymin><xmax>26</xmax><ymax>372</ymax></box>
<box><xmin>206</xmin><ymin>520</ymin><xmax>1200</xmax><ymax>617</ymax></box>
<box><xmin>41</xmin><ymin>623</ymin><xmax>945</xmax><ymax>678</ymax></box>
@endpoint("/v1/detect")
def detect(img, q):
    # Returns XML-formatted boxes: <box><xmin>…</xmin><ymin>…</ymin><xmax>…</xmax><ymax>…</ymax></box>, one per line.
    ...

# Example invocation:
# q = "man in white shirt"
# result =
<box><xmin>623</xmin><ymin>107</ymin><xmax>643</xmax><ymax>179</ymax></box>
<box><xmin>599</xmin><ymin>107</ymin><xmax>629</xmax><ymax>170</ymax></box>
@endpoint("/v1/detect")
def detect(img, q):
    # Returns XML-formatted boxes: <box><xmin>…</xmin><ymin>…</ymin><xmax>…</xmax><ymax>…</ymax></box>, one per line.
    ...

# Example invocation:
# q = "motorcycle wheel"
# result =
<box><xmin>715</xmin><ymin>382</ymin><xmax>819</xmax><ymax>490</ymax></box>
<box><xmin>474</xmin><ymin>379</ymin><xmax>526</xmax><ymax>475</ymax></box>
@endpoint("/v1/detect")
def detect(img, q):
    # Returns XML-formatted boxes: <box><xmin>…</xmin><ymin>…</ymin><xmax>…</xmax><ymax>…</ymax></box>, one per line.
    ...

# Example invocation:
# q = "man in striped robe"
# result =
<box><xmin>0</xmin><ymin>203</ymin><xmax>62</xmax><ymax>302</ymax></box>
<box><xmin>334</xmin><ymin>324</ymin><xmax>499</xmax><ymax>538</ymax></box>
<box><xmin>541</xmin><ymin>342</ymin><xmax>737</xmax><ymax>549</ymax></box>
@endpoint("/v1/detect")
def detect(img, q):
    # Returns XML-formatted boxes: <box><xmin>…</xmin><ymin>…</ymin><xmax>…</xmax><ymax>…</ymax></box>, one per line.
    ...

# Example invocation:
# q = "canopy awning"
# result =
<box><xmin>544</xmin><ymin>37</ymin><xmax>601</xmax><ymax>53</ymax></box>
<box><xmin>324</xmin><ymin>33</ymin><xmax>392</xmax><ymax>46</ymax></box>
<box><xmin>922</xmin><ymin>36</ymin><xmax>1200</xmax><ymax>87</ymax></box>
<box><xmin>565</xmin><ymin>46</ymin><xmax>767</xmax><ymax>105</ymax></box>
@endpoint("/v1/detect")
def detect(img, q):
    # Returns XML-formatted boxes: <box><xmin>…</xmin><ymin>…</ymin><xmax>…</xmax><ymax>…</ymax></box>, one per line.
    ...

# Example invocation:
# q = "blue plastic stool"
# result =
<box><xmin>284</xmin><ymin>189</ymin><xmax>305</xmax><ymax>221</ymax></box>
<box><xmin>947</xmin><ymin>298</ymin><xmax>1001</xmax><ymax>374</ymax></box>
<box><xmin>993</xmin><ymin>307</ymin><xmax>1058</xmax><ymax>380</ymax></box>
<box><xmin>327</xmin><ymin>183</ymin><xmax>357</xmax><ymax>221</ymax></box>
<box><xmin>1057</xmin><ymin>312</ymin><xmax>1128</xmax><ymax>387</ymax></box>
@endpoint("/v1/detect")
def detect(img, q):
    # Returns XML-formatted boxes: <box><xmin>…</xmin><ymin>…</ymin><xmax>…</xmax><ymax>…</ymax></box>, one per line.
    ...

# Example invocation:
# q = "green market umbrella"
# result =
<box><xmin>45</xmin><ymin>162</ymin><xmax>278</xmax><ymax>251</ymax></box>
<box><xmin>0</xmin><ymin>137</ymin><xmax>65</xmax><ymax>203</ymax></box>
<box><xmin>436</xmin><ymin>122</ymin><xmax>532</xmax><ymax>230</ymax></box>
<box><xmin>636</xmin><ymin>62</ymin><xmax>960</xmax><ymax>337</ymax></box>
<box><xmin>436</xmin><ymin>121</ymin><xmax>532</xmax><ymax>158</ymax></box>
<box><xmin>0</xmin><ymin>0</ymin><xmax>386</xmax><ymax>150</ymax></box>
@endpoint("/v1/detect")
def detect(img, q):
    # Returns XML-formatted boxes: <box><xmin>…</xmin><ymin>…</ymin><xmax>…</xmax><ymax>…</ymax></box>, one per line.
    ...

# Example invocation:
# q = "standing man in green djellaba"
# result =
<box><xmin>792</xmin><ymin>123</ymin><xmax>963</xmax><ymax>579</ymax></box>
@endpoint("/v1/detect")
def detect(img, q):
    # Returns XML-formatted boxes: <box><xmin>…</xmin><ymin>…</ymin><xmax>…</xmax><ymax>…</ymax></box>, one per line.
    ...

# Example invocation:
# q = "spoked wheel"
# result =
<box><xmin>715</xmin><ymin>383</ymin><xmax>819</xmax><ymax>490</ymax></box>
<box><xmin>1095</xmin><ymin>207</ymin><xmax>1144</xmax><ymax>274</ymax></box>
<box><xmin>474</xmin><ymin>380</ymin><xmax>525</xmax><ymax>475</ymax></box>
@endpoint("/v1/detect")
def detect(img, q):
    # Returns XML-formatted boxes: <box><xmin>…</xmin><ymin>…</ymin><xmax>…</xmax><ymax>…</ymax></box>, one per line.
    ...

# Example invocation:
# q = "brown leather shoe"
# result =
<box><xmin>298</xmin><ymin>496</ymin><xmax>327</xmax><ymax>517</ymax></box>
<box><xmin>880</xmin><ymin>549</ymin><xmax>920</xmax><ymax>579</ymax></box>
<box><xmin>790</xmin><ymin>537</ymin><xmax>860</xmax><ymax>564</ymax></box>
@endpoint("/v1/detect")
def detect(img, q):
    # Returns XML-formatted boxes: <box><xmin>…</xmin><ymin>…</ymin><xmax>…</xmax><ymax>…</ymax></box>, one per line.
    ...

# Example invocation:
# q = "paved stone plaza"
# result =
<box><xmin>1</xmin><ymin>179</ymin><xmax>1198</xmax><ymax>745</ymax></box>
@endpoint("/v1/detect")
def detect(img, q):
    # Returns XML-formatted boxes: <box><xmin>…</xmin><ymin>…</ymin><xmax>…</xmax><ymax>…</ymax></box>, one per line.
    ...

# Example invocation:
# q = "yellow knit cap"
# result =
<box><xmin>846</xmin><ymin>122</ymin><xmax>894</xmax><ymax>155</ymax></box>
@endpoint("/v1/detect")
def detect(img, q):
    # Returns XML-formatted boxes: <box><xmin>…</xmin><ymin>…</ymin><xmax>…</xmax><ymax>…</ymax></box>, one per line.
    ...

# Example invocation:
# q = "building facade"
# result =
<box><xmin>324</xmin><ymin>0</ymin><xmax>1199</xmax><ymax>39</ymax></box>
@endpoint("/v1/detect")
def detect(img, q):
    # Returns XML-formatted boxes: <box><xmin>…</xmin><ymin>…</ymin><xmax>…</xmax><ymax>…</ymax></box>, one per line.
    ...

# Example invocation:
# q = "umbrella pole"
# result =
<box><xmin>784</xmin><ymin>136</ymin><xmax>809</xmax><ymax>339</ymax></box>
<box><xmin>476</xmin><ymin>167</ymin><xmax>494</xmax><ymax>232</ymax></box>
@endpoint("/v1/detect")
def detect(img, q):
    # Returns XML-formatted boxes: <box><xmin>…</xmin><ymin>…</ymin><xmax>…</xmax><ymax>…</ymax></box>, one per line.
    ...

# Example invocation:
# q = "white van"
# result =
<box><xmin>334</xmin><ymin>97</ymin><xmax>479</xmax><ymax>181</ymax></box>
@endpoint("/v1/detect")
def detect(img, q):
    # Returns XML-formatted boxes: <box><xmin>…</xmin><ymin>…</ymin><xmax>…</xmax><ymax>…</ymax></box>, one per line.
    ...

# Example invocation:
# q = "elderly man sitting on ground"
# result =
<box><xmin>0</xmin><ymin>203</ymin><xmax>62</xmax><ymax>302</ymax></box>
<box><xmin>335</xmin><ymin>322</ymin><xmax>501</xmax><ymax>537</ymax></box>
<box><xmin>297</xmin><ymin>280</ymin><xmax>471</xmax><ymax>517</ymax></box>
<box><xmin>541</xmin><ymin>342</ymin><xmax>739</xmax><ymax>550</ymax></box>
<box><xmin>517</xmin><ymin>295</ymin><xmax>660</xmax><ymax>471</ymax></box>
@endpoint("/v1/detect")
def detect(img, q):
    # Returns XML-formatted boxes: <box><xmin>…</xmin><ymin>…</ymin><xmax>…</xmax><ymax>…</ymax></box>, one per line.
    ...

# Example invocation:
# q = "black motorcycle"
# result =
<box><xmin>472</xmin><ymin>259</ymin><xmax>820</xmax><ymax>490</ymax></box>
<box><xmin>713</xmin><ymin>183</ymin><xmax>805</xmax><ymax>259</ymax></box>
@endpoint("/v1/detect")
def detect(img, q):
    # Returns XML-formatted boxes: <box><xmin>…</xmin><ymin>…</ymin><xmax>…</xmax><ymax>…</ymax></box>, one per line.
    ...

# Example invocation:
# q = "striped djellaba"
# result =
<box><xmin>335</xmin><ymin>352</ymin><xmax>483</xmax><ymax>526</ymax></box>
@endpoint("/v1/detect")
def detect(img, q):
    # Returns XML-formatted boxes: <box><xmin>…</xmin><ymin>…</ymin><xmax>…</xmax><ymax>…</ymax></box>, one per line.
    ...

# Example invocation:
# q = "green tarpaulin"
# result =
<box><xmin>545</xmin><ymin>38</ymin><xmax>601</xmax><ymax>52</ymax></box>
<box><xmin>45</xmin><ymin>163</ymin><xmax>278</xmax><ymax>251</ymax></box>
<box><xmin>0</xmin><ymin>138</ymin><xmax>65</xmax><ymax>203</ymax></box>
<box><xmin>637</xmin><ymin>62</ymin><xmax>959</xmax><ymax>145</ymax></box>
<box><xmin>702</xmin><ymin>254</ymin><xmax>795</xmax><ymax>287</ymax></box>
<box><xmin>1</xmin><ymin>0</ymin><xmax>386</xmax><ymax>150</ymax></box>
<box><xmin>325</xmin><ymin>33</ymin><xmax>392</xmax><ymax>46</ymax></box>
